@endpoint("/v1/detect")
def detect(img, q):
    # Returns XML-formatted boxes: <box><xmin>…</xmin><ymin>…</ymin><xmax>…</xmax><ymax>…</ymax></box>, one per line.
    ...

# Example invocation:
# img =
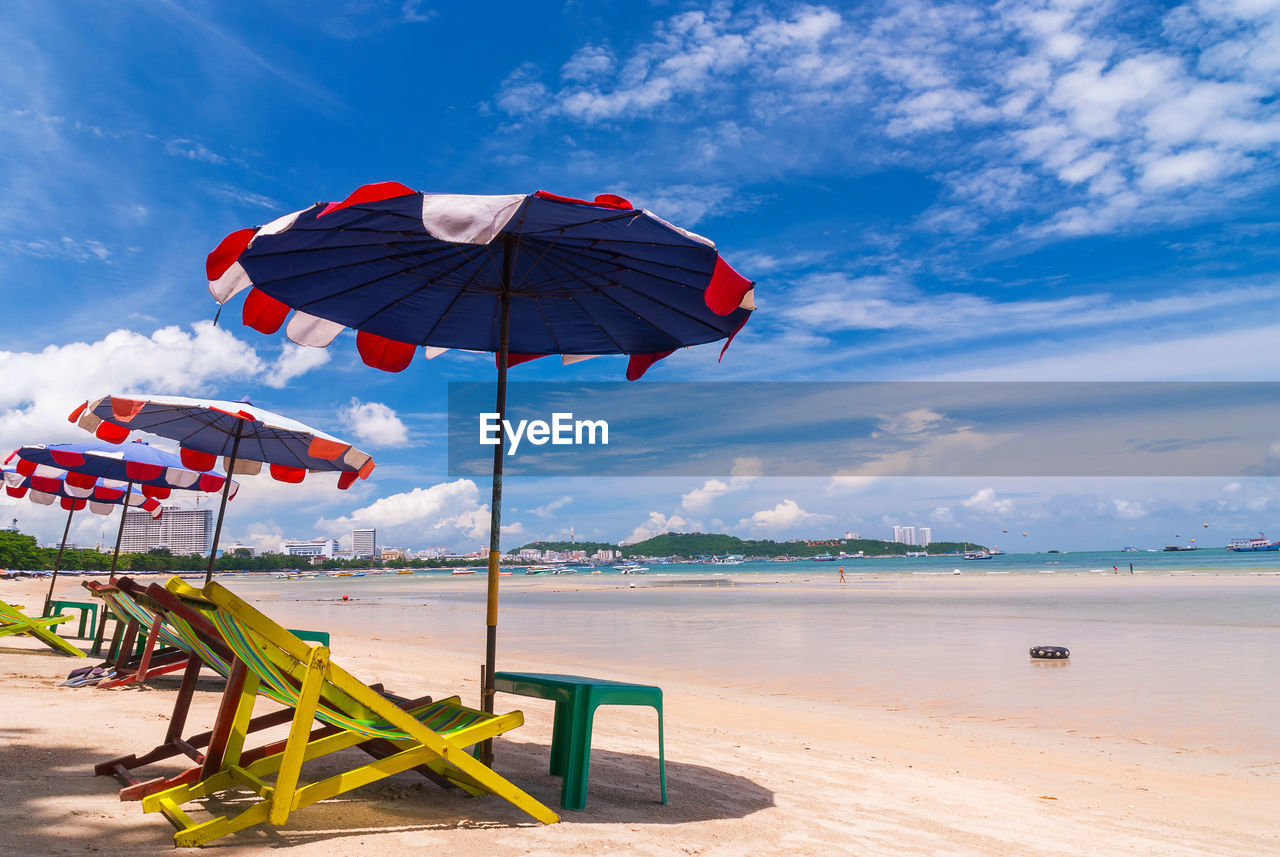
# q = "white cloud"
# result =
<box><xmin>620</xmin><ymin>511</ymin><xmax>687</xmax><ymax>545</ymax></box>
<box><xmin>0</xmin><ymin>322</ymin><xmax>261</xmax><ymax>447</ymax></box>
<box><xmin>164</xmin><ymin>138</ymin><xmax>226</xmax><ymax>164</ymax></box>
<box><xmin>263</xmin><ymin>344</ymin><xmax>330</xmax><ymax>388</ymax></box>
<box><xmin>339</xmin><ymin>399</ymin><xmax>408</xmax><ymax>447</ymax></box>
<box><xmin>321</xmin><ymin>478</ymin><xmax>518</xmax><ymax>547</ymax></box>
<box><xmin>529</xmin><ymin>495</ymin><xmax>572</xmax><ymax>518</ymax></box>
<box><xmin>1111</xmin><ymin>499</ymin><xmax>1147</xmax><ymax>520</ymax></box>
<box><xmin>7</xmin><ymin>235</ymin><xmax>111</xmax><ymax>262</ymax></box>
<box><xmin>737</xmin><ymin>499</ymin><xmax>831</xmax><ymax>532</ymax></box>
<box><xmin>679</xmin><ymin>457</ymin><xmax>762</xmax><ymax>511</ymax></box>
<box><xmin>962</xmin><ymin>487</ymin><xmax>1014</xmax><ymax>516</ymax></box>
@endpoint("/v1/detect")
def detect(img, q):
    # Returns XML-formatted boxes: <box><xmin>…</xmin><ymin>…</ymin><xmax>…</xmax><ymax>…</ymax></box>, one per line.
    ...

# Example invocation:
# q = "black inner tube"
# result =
<box><xmin>1029</xmin><ymin>645</ymin><xmax>1070</xmax><ymax>659</ymax></box>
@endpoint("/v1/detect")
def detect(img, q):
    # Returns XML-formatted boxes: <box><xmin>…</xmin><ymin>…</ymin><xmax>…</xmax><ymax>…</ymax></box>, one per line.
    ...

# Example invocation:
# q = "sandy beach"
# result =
<box><xmin>2</xmin><ymin>573</ymin><xmax>1277</xmax><ymax>856</ymax></box>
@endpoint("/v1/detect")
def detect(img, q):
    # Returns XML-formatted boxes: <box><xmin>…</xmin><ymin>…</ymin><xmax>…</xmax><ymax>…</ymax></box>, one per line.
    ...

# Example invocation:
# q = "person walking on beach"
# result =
<box><xmin>1129</xmin><ymin>562</ymin><xmax>1134</xmax><ymax>573</ymax></box>
<box><xmin>838</xmin><ymin>566</ymin><xmax>846</xmax><ymax>584</ymax></box>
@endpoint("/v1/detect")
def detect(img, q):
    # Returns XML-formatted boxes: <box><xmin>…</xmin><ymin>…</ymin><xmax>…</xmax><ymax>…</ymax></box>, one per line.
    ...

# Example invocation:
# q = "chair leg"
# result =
<box><xmin>268</xmin><ymin>647</ymin><xmax>328</xmax><ymax>826</ymax></box>
<box><xmin>560</xmin><ymin>694</ymin><xmax>595</xmax><ymax>811</ymax></box>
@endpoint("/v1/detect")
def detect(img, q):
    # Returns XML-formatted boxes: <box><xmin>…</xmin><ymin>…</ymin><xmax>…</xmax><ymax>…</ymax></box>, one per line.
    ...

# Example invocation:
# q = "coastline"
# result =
<box><xmin>1</xmin><ymin>574</ymin><xmax>1277</xmax><ymax>856</ymax></box>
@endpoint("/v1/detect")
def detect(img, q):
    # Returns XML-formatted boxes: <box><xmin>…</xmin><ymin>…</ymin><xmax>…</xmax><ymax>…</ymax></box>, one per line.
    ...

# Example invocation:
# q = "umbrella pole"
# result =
<box><xmin>44</xmin><ymin>505</ymin><xmax>76</xmax><ymax>614</ymax></box>
<box><xmin>205</xmin><ymin>424</ymin><xmax>244</xmax><ymax>586</ymax></box>
<box><xmin>480</xmin><ymin>270</ymin><xmax>513</xmax><ymax>765</ymax></box>
<box><xmin>107</xmin><ymin>479</ymin><xmax>134</xmax><ymax>584</ymax></box>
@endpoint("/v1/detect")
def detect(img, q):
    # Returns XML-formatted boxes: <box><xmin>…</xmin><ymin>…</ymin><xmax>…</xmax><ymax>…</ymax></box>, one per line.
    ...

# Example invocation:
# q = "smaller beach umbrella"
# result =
<box><xmin>3</xmin><ymin>469</ymin><xmax>161</xmax><ymax>609</ymax></box>
<box><xmin>5</xmin><ymin>440</ymin><xmax>238</xmax><ymax>585</ymax></box>
<box><xmin>68</xmin><ymin>394</ymin><xmax>374</xmax><ymax>583</ymax></box>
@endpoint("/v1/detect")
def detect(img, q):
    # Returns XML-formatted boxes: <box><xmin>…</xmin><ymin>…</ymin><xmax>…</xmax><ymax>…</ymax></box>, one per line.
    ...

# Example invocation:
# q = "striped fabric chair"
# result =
<box><xmin>141</xmin><ymin>577</ymin><xmax>558</xmax><ymax>846</ymax></box>
<box><xmin>97</xmin><ymin>577</ymin><xmax>400</xmax><ymax>802</ymax></box>
<box><xmin>81</xmin><ymin>580</ymin><xmax>194</xmax><ymax>688</ymax></box>
<box><xmin>0</xmin><ymin>599</ymin><xmax>85</xmax><ymax>658</ymax></box>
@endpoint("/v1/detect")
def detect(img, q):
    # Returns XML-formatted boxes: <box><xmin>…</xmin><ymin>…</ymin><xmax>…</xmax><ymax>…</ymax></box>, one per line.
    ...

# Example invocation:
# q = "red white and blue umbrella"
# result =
<box><xmin>3</xmin><ymin>468</ymin><xmax>162</xmax><ymax>609</ymax></box>
<box><xmin>5</xmin><ymin>440</ymin><xmax>239</xmax><ymax>593</ymax></box>
<box><xmin>203</xmin><ymin>183</ymin><xmax>756</xmax><ymax>739</ymax></box>
<box><xmin>6</xmin><ymin>440</ymin><xmax>238</xmax><ymax>501</ymax></box>
<box><xmin>68</xmin><ymin>394</ymin><xmax>374</xmax><ymax>582</ymax></box>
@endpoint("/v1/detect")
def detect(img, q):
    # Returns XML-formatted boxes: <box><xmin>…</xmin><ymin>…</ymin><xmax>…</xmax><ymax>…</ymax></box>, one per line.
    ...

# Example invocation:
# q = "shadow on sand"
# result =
<box><xmin>0</xmin><ymin>724</ymin><xmax>773</xmax><ymax>853</ymax></box>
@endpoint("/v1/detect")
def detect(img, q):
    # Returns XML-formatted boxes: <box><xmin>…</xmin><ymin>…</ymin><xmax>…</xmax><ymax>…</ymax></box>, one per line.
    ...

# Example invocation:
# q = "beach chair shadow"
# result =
<box><xmin>140</xmin><ymin>578</ymin><xmax>561</xmax><ymax>846</ymax></box>
<box><xmin>0</xmin><ymin>599</ymin><xmax>85</xmax><ymax>658</ymax></box>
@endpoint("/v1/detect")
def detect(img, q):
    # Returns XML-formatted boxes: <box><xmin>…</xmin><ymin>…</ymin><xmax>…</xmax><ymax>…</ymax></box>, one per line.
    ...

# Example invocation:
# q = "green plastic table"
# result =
<box><xmin>493</xmin><ymin>671</ymin><xmax>666</xmax><ymax>811</ymax></box>
<box><xmin>43</xmin><ymin>599</ymin><xmax>99</xmax><ymax>639</ymax></box>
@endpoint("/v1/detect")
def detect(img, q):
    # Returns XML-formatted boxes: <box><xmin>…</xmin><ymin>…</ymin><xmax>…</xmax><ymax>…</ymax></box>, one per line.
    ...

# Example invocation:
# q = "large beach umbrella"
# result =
<box><xmin>202</xmin><ymin>182</ymin><xmax>756</xmax><ymax>739</ymax></box>
<box><xmin>5</xmin><ymin>440</ymin><xmax>239</xmax><ymax>586</ymax></box>
<box><xmin>3</xmin><ymin>468</ymin><xmax>161</xmax><ymax>610</ymax></box>
<box><xmin>68</xmin><ymin>394</ymin><xmax>375</xmax><ymax>583</ymax></box>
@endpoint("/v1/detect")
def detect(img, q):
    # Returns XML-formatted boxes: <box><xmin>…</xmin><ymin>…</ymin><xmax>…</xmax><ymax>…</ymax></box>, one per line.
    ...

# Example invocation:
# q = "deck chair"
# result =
<box><xmin>97</xmin><ymin>577</ymin><xmax>438</xmax><ymax>802</ymax></box>
<box><xmin>0</xmin><ymin>599</ymin><xmax>85</xmax><ymax>658</ymax></box>
<box><xmin>141</xmin><ymin>578</ymin><xmax>558</xmax><ymax>845</ymax></box>
<box><xmin>79</xmin><ymin>580</ymin><xmax>194</xmax><ymax>688</ymax></box>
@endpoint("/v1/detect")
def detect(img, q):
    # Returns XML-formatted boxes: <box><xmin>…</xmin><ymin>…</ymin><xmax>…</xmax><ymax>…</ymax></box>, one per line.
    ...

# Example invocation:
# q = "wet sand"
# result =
<box><xmin>1</xmin><ymin>574</ymin><xmax>1277</xmax><ymax>856</ymax></box>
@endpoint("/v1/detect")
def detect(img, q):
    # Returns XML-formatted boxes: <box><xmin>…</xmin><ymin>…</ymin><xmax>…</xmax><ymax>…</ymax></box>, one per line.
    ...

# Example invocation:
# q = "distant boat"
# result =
<box><xmin>905</xmin><ymin>551</ymin><xmax>928</xmax><ymax>557</ymax></box>
<box><xmin>1226</xmin><ymin>533</ymin><xmax>1280</xmax><ymax>552</ymax></box>
<box><xmin>1163</xmin><ymin>545</ymin><xmax>1197</xmax><ymax>551</ymax></box>
<box><xmin>451</xmin><ymin>568</ymin><xmax>478</xmax><ymax>575</ymax></box>
<box><xmin>812</xmin><ymin>554</ymin><xmax>837</xmax><ymax>561</ymax></box>
<box><xmin>963</xmin><ymin>551</ymin><xmax>993</xmax><ymax>560</ymax></box>
<box><xmin>1122</xmin><ymin>546</ymin><xmax>1139</xmax><ymax>552</ymax></box>
<box><xmin>613</xmin><ymin>563</ymin><xmax>648</xmax><ymax>574</ymax></box>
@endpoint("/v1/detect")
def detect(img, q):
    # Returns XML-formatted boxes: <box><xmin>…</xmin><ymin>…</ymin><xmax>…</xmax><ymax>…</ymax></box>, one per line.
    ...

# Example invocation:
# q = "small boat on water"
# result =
<box><xmin>451</xmin><ymin>569</ymin><xmax>477</xmax><ymax>575</ymax></box>
<box><xmin>613</xmin><ymin>563</ymin><xmax>648</xmax><ymax>574</ymax></box>
<box><xmin>1163</xmin><ymin>545</ymin><xmax>1197</xmax><ymax>551</ymax></box>
<box><xmin>1226</xmin><ymin>533</ymin><xmax>1280</xmax><ymax>552</ymax></box>
<box><xmin>963</xmin><ymin>551</ymin><xmax>993</xmax><ymax>560</ymax></box>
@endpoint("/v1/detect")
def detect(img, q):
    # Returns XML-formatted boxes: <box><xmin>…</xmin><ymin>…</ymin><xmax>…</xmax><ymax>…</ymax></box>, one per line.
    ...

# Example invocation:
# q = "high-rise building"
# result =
<box><xmin>352</xmin><ymin>528</ymin><xmax>376</xmax><ymax>559</ymax></box>
<box><xmin>918</xmin><ymin>527</ymin><xmax>932</xmax><ymax>547</ymax></box>
<box><xmin>902</xmin><ymin>526</ymin><xmax>916</xmax><ymax>546</ymax></box>
<box><xmin>120</xmin><ymin>506</ymin><xmax>213</xmax><ymax>555</ymax></box>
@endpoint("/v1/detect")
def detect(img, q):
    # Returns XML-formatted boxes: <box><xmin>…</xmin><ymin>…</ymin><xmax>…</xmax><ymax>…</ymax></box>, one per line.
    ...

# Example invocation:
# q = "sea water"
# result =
<box><xmin>223</xmin><ymin>553</ymin><xmax>1280</xmax><ymax>760</ymax></box>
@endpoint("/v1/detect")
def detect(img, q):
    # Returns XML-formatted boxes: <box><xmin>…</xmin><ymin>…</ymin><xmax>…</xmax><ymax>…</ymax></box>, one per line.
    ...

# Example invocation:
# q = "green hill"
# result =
<box><xmin>606</xmin><ymin>533</ymin><xmax>981</xmax><ymax>558</ymax></box>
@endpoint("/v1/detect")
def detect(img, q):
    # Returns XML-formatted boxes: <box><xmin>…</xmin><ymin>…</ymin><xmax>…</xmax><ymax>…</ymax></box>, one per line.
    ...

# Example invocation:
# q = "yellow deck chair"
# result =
<box><xmin>0</xmin><ymin>599</ymin><xmax>85</xmax><ymax>657</ymax></box>
<box><xmin>142</xmin><ymin>579</ymin><xmax>558</xmax><ymax>846</ymax></box>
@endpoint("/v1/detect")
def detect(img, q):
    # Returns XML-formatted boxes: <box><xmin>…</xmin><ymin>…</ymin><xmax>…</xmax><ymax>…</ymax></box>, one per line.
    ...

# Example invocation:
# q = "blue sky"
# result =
<box><xmin>2</xmin><ymin>0</ymin><xmax>1279</xmax><ymax>554</ymax></box>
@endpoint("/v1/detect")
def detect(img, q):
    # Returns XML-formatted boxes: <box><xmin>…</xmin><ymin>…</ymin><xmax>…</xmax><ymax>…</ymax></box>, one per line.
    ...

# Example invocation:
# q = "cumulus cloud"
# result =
<box><xmin>736</xmin><ymin>499</ymin><xmax>831</xmax><ymax>532</ymax></box>
<box><xmin>620</xmin><ymin>511</ymin><xmax>687</xmax><ymax>545</ymax></box>
<box><xmin>962</xmin><ymin>487</ymin><xmax>1014</xmax><ymax>516</ymax></box>
<box><xmin>320</xmin><ymin>478</ymin><xmax>521</xmax><ymax>547</ymax></box>
<box><xmin>339</xmin><ymin>399</ymin><xmax>408</xmax><ymax>447</ymax></box>
<box><xmin>264</xmin><ymin>344</ymin><xmax>330</xmax><ymax>388</ymax></box>
<box><xmin>0</xmin><ymin>322</ymin><xmax>265</xmax><ymax>447</ymax></box>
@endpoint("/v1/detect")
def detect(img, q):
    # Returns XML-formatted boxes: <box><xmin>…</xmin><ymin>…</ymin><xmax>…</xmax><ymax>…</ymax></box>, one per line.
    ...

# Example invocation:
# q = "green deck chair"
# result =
<box><xmin>141</xmin><ymin>578</ymin><xmax>559</xmax><ymax>846</ymax></box>
<box><xmin>0</xmin><ymin>599</ymin><xmax>85</xmax><ymax>658</ymax></box>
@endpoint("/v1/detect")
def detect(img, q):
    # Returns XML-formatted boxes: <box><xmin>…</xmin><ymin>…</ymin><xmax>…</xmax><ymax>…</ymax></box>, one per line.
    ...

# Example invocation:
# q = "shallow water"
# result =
<box><xmin>223</xmin><ymin>562</ymin><xmax>1280</xmax><ymax>759</ymax></box>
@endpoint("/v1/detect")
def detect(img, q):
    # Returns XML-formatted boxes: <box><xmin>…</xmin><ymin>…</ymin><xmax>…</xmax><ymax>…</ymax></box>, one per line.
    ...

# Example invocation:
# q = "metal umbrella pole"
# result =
<box><xmin>107</xmin><ymin>479</ymin><xmax>134</xmax><ymax>584</ymax></box>
<box><xmin>43</xmin><ymin>505</ymin><xmax>77</xmax><ymax>614</ymax></box>
<box><xmin>480</xmin><ymin>241</ymin><xmax>514</xmax><ymax>765</ymax></box>
<box><xmin>204</xmin><ymin>422</ymin><xmax>244</xmax><ymax>585</ymax></box>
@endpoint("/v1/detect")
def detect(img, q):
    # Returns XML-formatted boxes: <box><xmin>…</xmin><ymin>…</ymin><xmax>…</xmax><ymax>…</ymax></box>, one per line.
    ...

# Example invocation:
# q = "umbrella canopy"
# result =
<box><xmin>3</xmin><ymin>469</ymin><xmax>162</xmax><ymax>518</ymax></box>
<box><xmin>6</xmin><ymin>440</ymin><xmax>238</xmax><ymax>501</ymax></box>
<box><xmin>69</xmin><ymin>394</ymin><xmax>374</xmax><ymax>486</ymax></box>
<box><xmin>202</xmin><ymin>183</ymin><xmax>756</xmax><ymax>753</ymax></box>
<box><xmin>67</xmin><ymin>394</ymin><xmax>374</xmax><ymax>583</ymax></box>
<box><xmin>4</xmin><ymin>467</ymin><xmax>162</xmax><ymax>610</ymax></box>
<box><xmin>206</xmin><ymin>184</ymin><xmax>755</xmax><ymax>376</ymax></box>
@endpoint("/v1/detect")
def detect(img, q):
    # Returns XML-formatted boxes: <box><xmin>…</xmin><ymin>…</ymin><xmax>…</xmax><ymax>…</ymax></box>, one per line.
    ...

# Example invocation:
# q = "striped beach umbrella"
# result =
<box><xmin>3</xmin><ymin>468</ymin><xmax>162</xmax><ymax>609</ymax></box>
<box><xmin>67</xmin><ymin>394</ymin><xmax>374</xmax><ymax>583</ymax></box>
<box><xmin>5</xmin><ymin>440</ymin><xmax>239</xmax><ymax>588</ymax></box>
<box><xmin>202</xmin><ymin>183</ymin><xmax>756</xmax><ymax>743</ymax></box>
